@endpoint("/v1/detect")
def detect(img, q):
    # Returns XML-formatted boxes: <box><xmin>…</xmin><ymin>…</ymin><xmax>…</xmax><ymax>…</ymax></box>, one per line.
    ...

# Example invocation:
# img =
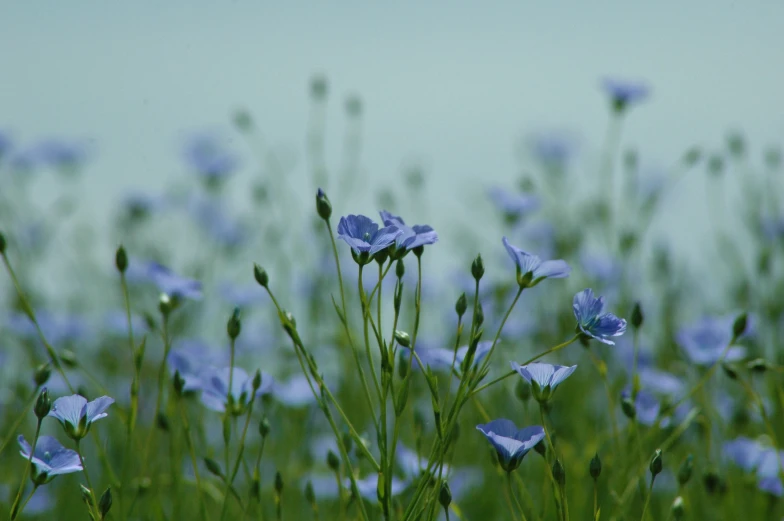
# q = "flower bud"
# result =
<box><xmin>253</xmin><ymin>263</ymin><xmax>269</xmax><ymax>288</ymax></box>
<box><xmin>590</xmin><ymin>452</ymin><xmax>602</xmax><ymax>479</ymax></box>
<box><xmin>747</xmin><ymin>358</ymin><xmax>769</xmax><ymax>374</ymax></box>
<box><xmin>702</xmin><ymin>469</ymin><xmax>723</xmax><ymax>496</ymax></box>
<box><xmin>233</xmin><ymin>109</ymin><xmax>253</xmax><ymax>133</ymax></box>
<box><xmin>115</xmin><ymin>245</ymin><xmax>128</xmax><ymax>273</ymax></box>
<box><xmin>275</xmin><ymin>471</ymin><xmax>284</xmax><ymax>494</ymax></box>
<box><xmin>327</xmin><ymin>450</ymin><xmax>340</xmax><ymax>472</ymax></box>
<box><xmin>707</xmin><ymin>154</ymin><xmax>724</xmax><ymax>177</ymax></box>
<box><xmin>631</xmin><ymin>302</ymin><xmax>643</xmax><ymax>329</ymax></box>
<box><xmin>33</xmin><ymin>364</ymin><xmax>51</xmax><ymax>387</ymax></box>
<box><xmin>310</xmin><ymin>75</ymin><xmax>328</xmax><ymax>100</ymax></box>
<box><xmin>650</xmin><ymin>449</ymin><xmax>663</xmax><ymax>477</ymax></box>
<box><xmin>682</xmin><ymin>147</ymin><xmax>702</xmax><ymax>167</ymax></box>
<box><xmin>732</xmin><ymin>312</ymin><xmax>747</xmax><ymax>339</ymax></box>
<box><xmin>156</xmin><ymin>412</ymin><xmax>169</xmax><ymax>432</ymax></box>
<box><xmin>259</xmin><ymin>417</ymin><xmax>270</xmax><ymax>438</ymax></box>
<box><xmin>315</xmin><ymin>189</ymin><xmax>332</xmax><ymax>220</ymax></box>
<box><xmin>474</xmin><ymin>301</ymin><xmax>484</xmax><ymax>328</ymax></box>
<box><xmin>455</xmin><ymin>292</ymin><xmax>467</xmax><ymax>318</ymax></box>
<box><xmin>552</xmin><ymin>459</ymin><xmax>566</xmax><ymax>486</ymax></box>
<box><xmin>227</xmin><ymin>307</ymin><xmax>242</xmax><ymax>340</ymax></box>
<box><xmin>394</xmin><ymin>330</ymin><xmax>411</xmax><ymax>348</ymax></box>
<box><xmin>721</xmin><ymin>363</ymin><xmax>738</xmax><ymax>380</ymax></box>
<box><xmin>439</xmin><ymin>482</ymin><xmax>452</xmax><ymax>509</ymax></box>
<box><xmin>671</xmin><ymin>496</ymin><xmax>685</xmax><ymax>520</ymax></box>
<box><xmin>252</xmin><ymin>370</ymin><xmax>262</xmax><ymax>391</ymax></box>
<box><xmin>395</xmin><ymin>259</ymin><xmax>405</xmax><ymax>279</ymax></box>
<box><xmin>621</xmin><ymin>396</ymin><xmax>636</xmax><ymax>420</ymax></box>
<box><xmin>80</xmin><ymin>484</ymin><xmax>95</xmax><ymax>508</ymax></box>
<box><xmin>0</xmin><ymin>231</ymin><xmax>6</xmax><ymax>254</ymax></box>
<box><xmin>534</xmin><ymin>439</ymin><xmax>546</xmax><ymax>457</ymax></box>
<box><xmin>471</xmin><ymin>254</ymin><xmax>484</xmax><ymax>281</ymax></box>
<box><xmin>515</xmin><ymin>378</ymin><xmax>531</xmax><ymax>403</ymax></box>
<box><xmin>99</xmin><ymin>487</ymin><xmax>112</xmax><ymax>519</ymax></box>
<box><xmin>304</xmin><ymin>480</ymin><xmax>316</xmax><ymax>506</ymax></box>
<box><xmin>677</xmin><ymin>454</ymin><xmax>693</xmax><ymax>486</ymax></box>
<box><xmin>204</xmin><ymin>458</ymin><xmax>224</xmax><ymax>478</ymax></box>
<box><xmin>173</xmin><ymin>371</ymin><xmax>185</xmax><ymax>396</ymax></box>
<box><xmin>34</xmin><ymin>388</ymin><xmax>51</xmax><ymax>419</ymax></box>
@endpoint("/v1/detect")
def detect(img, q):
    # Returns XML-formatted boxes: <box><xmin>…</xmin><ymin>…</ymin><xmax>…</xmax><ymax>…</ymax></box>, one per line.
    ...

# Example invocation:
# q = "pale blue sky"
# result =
<box><xmin>2</xmin><ymin>1</ymin><xmax>782</xmax><ymax>268</ymax></box>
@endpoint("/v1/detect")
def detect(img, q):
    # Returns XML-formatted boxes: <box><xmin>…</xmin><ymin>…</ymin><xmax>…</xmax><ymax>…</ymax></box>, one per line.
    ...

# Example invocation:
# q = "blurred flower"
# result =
<box><xmin>638</xmin><ymin>367</ymin><xmax>684</xmax><ymax>396</ymax></box>
<box><xmin>379</xmin><ymin>211</ymin><xmax>438</xmax><ymax>250</ymax></box>
<box><xmin>168</xmin><ymin>339</ymin><xmax>227</xmax><ymax>388</ymax></box>
<box><xmin>49</xmin><ymin>394</ymin><xmax>114</xmax><ymax>440</ymax></box>
<box><xmin>121</xmin><ymin>192</ymin><xmax>167</xmax><ymax>220</ymax></box>
<box><xmin>34</xmin><ymin>138</ymin><xmax>90</xmax><ymax>170</ymax></box>
<box><xmin>510</xmin><ymin>362</ymin><xmax>577</xmax><ymax>402</ymax></box>
<box><xmin>187</xmin><ymin>195</ymin><xmax>247</xmax><ymax>248</ymax></box>
<box><xmin>337</xmin><ymin>214</ymin><xmax>401</xmax><ymax>255</ymax></box>
<box><xmin>488</xmin><ymin>188</ymin><xmax>541</xmax><ymax>219</ymax></box>
<box><xmin>624</xmin><ymin>389</ymin><xmax>660</xmax><ymax>426</ymax></box>
<box><xmin>102</xmin><ymin>311</ymin><xmax>149</xmax><ymax>336</ymax></box>
<box><xmin>526</xmin><ymin>130</ymin><xmax>577</xmax><ymax>168</ymax></box>
<box><xmin>352</xmin><ymin>474</ymin><xmax>409</xmax><ymax>500</ymax></box>
<box><xmin>130</xmin><ymin>260</ymin><xmax>203</xmax><ymax>300</ymax></box>
<box><xmin>183</xmin><ymin>133</ymin><xmax>239</xmax><ymax>181</ymax></box>
<box><xmin>18</xmin><ymin>435</ymin><xmax>82</xmax><ymax>484</ymax></box>
<box><xmin>677</xmin><ymin>317</ymin><xmax>745</xmax><ymax>365</ymax></box>
<box><xmin>476</xmin><ymin>420</ymin><xmax>545</xmax><ymax>472</ymax></box>
<box><xmin>5</xmin><ymin>311</ymin><xmax>89</xmax><ymax>345</ymax></box>
<box><xmin>580</xmin><ymin>252</ymin><xmax>623</xmax><ymax>285</ymax></box>
<box><xmin>0</xmin><ymin>130</ymin><xmax>12</xmax><ymax>158</ymax></box>
<box><xmin>601</xmin><ymin>78</ymin><xmax>650</xmax><ymax>111</ymax></box>
<box><xmin>724</xmin><ymin>437</ymin><xmax>768</xmax><ymax>472</ymax></box>
<box><xmin>218</xmin><ymin>282</ymin><xmax>266</xmax><ymax>308</ymax></box>
<box><xmin>272</xmin><ymin>375</ymin><xmax>317</xmax><ymax>408</ymax></box>
<box><xmin>405</xmin><ymin>341</ymin><xmax>493</xmax><ymax>373</ymax></box>
<box><xmin>759</xmin><ymin>476</ymin><xmax>783</xmax><ymax>497</ymax></box>
<box><xmin>502</xmin><ymin>237</ymin><xmax>570</xmax><ymax>287</ymax></box>
<box><xmin>573</xmin><ymin>289</ymin><xmax>627</xmax><ymax>345</ymax></box>
<box><xmin>190</xmin><ymin>367</ymin><xmax>273</xmax><ymax>414</ymax></box>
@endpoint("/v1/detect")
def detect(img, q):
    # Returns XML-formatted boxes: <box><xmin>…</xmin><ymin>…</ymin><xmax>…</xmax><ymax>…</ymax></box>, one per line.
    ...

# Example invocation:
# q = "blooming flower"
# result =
<box><xmin>337</xmin><ymin>214</ymin><xmax>401</xmax><ymax>256</ymax></box>
<box><xmin>526</xmin><ymin>130</ymin><xmax>577</xmax><ymax>168</ymax></box>
<box><xmin>379</xmin><ymin>211</ymin><xmax>438</xmax><ymax>251</ymax></box>
<box><xmin>405</xmin><ymin>341</ymin><xmax>493</xmax><ymax>373</ymax></box>
<box><xmin>502</xmin><ymin>237</ymin><xmax>570</xmax><ymax>287</ymax></box>
<box><xmin>18</xmin><ymin>435</ymin><xmax>82</xmax><ymax>484</ymax></box>
<box><xmin>187</xmin><ymin>195</ymin><xmax>247</xmax><ymax>248</ymax></box>
<box><xmin>48</xmin><ymin>394</ymin><xmax>115</xmax><ymax>440</ymax></box>
<box><xmin>190</xmin><ymin>367</ymin><xmax>273</xmax><ymax>415</ymax></box>
<box><xmin>510</xmin><ymin>362</ymin><xmax>577</xmax><ymax>403</ymax></box>
<box><xmin>272</xmin><ymin>375</ymin><xmax>318</xmax><ymax>408</ymax></box>
<box><xmin>488</xmin><ymin>188</ymin><xmax>541</xmax><ymax>220</ymax></box>
<box><xmin>677</xmin><ymin>317</ymin><xmax>746</xmax><ymax>366</ymax></box>
<box><xmin>601</xmin><ymin>78</ymin><xmax>650</xmax><ymax>111</ymax></box>
<box><xmin>573</xmin><ymin>289</ymin><xmax>627</xmax><ymax>345</ymax></box>
<box><xmin>34</xmin><ymin>138</ymin><xmax>89</xmax><ymax>170</ymax></box>
<box><xmin>476</xmin><ymin>419</ymin><xmax>545</xmax><ymax>472</ymax></box>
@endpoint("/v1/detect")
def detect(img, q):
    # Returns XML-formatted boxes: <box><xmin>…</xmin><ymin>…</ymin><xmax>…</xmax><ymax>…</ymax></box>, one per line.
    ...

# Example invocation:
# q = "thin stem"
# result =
<box><xmin>471</xmin><ymin>335</ymin><xmax>581</xmax><ymax>397</ymax></box>
<box><xmin>11</xmin><ymin>420</ymin><xmax>42</xmax><ymax>519</ymax></box>
<box><xmin>639</xmin><ymin>476</ymin><xmax>655</xmax><ymax>521</ymax></box>
<box><xmin>476</xmin><ymin>286</ymin><xmax>524</xmax><ymax>377</ymax></box>
<box><xmin>11</xmin><ymin>485</ymin><xmax>39</xmax><ymax>521</ymax></box>
<box><xmin>593</xmin><ymin>480</ymin><xmax>598</xmax><ymax>520</ymax></box>
<box><xmin>2</xmin><ymin>253</ymin><xmax>75</xmax><ymax>394</ymax></box>
<box><xmin>508</xmin><ymin>472</ymin><xmax>529</xmax><ymax>521</ymax></box>
<box><xmin>177</xmin><ymin>400</ymin><xmax>208</xmax><ymax>521</ymax></box>
<box><xmin>503</xmin><ymin>473</ymin><xmax>523</xmax><ymax>521</ymax></box>
<box><xmin>358</xmin><ymin>265</ymin><xmax>382</xmax><ymax>401</ymax></box>
<box><xmin>141</xmin><ymin>314</ymin><xmax>172</xmax><ymax>475</ymax></box>
<box><xmin>0</xmin><ymin>390</ymin><xmax>38</xmax><ymax>458</ymax></box>
<box><xmin>77</xmin><ymin>440</ymin><xmax>102</xmax><ymax>521</ymax></box>
<box><xmin>119</xmin><ymin>272</ymin><xmax>138</xmax><ymax>521</ymax></box>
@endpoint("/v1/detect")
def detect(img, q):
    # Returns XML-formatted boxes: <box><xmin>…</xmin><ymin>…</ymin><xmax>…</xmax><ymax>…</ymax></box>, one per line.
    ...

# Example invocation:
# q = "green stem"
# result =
<box><xmin>119</xmin><ymin>272</ymin><xmax>137</xmax><ymax>521</ymax></box>
<box><xmin>0</xmin><ymin>390</ymin><xmax>37</xmax><ymax>458</ymax></box>
<box><xmin>11</xmin><ymin>420</ymin><xmax>42</xmax><ymax>519</ymax></box>
<box><xmin>639</xmin><ymin>476</ymin><xmax>655</xmax><ymax>521</ymax></box>
<box><xmin>358</xmin><ymin>265</ymin><xmax>382</xmax><ymax>401</ymax></box>
<box><xmin>508</xmin><ymin>472</ymin><xmax>528</xmax><ymax>521</ymax></box>
<box><xmin>11</xmin><ymin>485</ymin><xmax>39</xmax><ymax>521</ymax></box>
<box><xmin>77</xmin><ymin>439</ymin><xmax>102</xmax><ymax>521</ymax></box>
<box><xmin>177</xmin><ymin>400</ymin><xmax>208</xmax><ymax>521</ymax></box>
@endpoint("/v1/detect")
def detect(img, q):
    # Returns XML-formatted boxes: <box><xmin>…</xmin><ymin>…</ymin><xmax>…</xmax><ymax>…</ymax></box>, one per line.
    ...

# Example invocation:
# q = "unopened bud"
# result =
<box><xmin>631</xmin><ymin>302</ymin><xmax>643</xmax><ymax>329</ymax></box>
<box><xmin>394</xmin><ymin>330</ymin><xmax>411</xmax><ymax>348</ymax></box>
<box><xmin>327</xmin><ymin>450</ymin><xmax>340</xmax><ymax>472</ymax></box>
<box><xmin>315</xmin><ymin>189</ymin><xmax>332</xmax><ymax>220</ymax></box>
<box><xmin>204</xmin><ymin>458</ymin><xmax>224</xmax><ymax>478</ymax></box>
<box><xmin>33</xmin><ymin>364</ymin><xmax>51</xmax><ymax>387</ymax></box>
<box><xmin>173</xmin><ymin>371</ymin><xmax>185</xmax><ymax>396</ymax></box>
<box><xmin>99</xmin><ymin>487</ymin><xmax>112</xmax><ymax>519</ymax></box>
<box><xmin>671</xmin><ymin>496</ymin><xmax>685</xmax><ymax>520</ymax></box>
<box><xmin>471</xmin><ymin>254</ymin><xmax>484</xmax><ymax>281</ymax></box>
<box><xmin>590</xmin><ymin>452</ymin><xmax>602</xmax><ymax>479</ymax></box>
<box><xmin>455</xmin><ymin>293</ymin><xmax>467</xmax><ymax>318</ymax></box>
<box><xmin>732</xmin><ymin>312</ymin><xmax>747</xmax><ymax>339</ymax></box>
<box><xmin>304</xmin><ymin>480</ymin><xmax>316</xmax><ymax>505</ymax></box>
<box><xmin>252</xmin><ymin>370</ymin><xmax>262</xmax><ymax>391</ymax></box>
<box><xmin>253</xmin><ymin>263</ymin><xmax>269</xmax><ymax>287</ymax></box>
<box><xmin>515</xmin><ymin>378</ymin><xmax>531</xmax><ymax>402</ymax></box>
<box><xmin>621</xmin><ymin>396</ymin><xmax>636</xmax><ymax>420</ymax></box>
<box><xmin>259</xmin><ymin>417</ymin><xmax>270</xmax><ymax>438</ymax></box>
<box><xmin>227</xmin><ymin>307</ymin><xmax>242</xmax><ymax>339</ymax></box>
<box><xmin>115</xmin><ymin>246</ymin><xmax>128</xmax><ymax>273</ymax></box>
<box><xmin>552</xmin><ymin>459</ymin><xmax>566</xmax><ymax>486</ymax></box>
<box><xmin>721</xmin><ymin>363</ymin><xmax>738</xmax><ymax>380</ymax></box>
<box><xmin>0</xmin><ymin>231</ymin><xmax>6</xmax><ymax>254</ymax></box>
<box><xmin>439</xmin><ymin>482</ymin><xmax>452</xmax><ymax>509</ymax></box>
<box><xmin>395</xmin><ymin>259</ymin><xmax>405</xmax><ymax>279</ymax></box>
<box><xmin>275</xmin><ymin>471</ymin><xmax>284</xmax><ymax>494</ymax></box>
<box><xmin>34</xmin><ymin>388</ymin><xmax>51</xmax><ymax>419</ymax></box>
<box><xmin>650</xmin><ymin>449</ymin><xmax>663</xmax><ymax>477</ymax></box>
<box><xmin>677</xmin><ymin>454</ymin><xmax>693</xmax><ymax>486</ymax></box>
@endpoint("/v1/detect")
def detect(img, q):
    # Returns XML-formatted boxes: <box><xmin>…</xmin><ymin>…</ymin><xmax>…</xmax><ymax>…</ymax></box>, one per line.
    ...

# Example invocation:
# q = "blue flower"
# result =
<box><xmin>510</xmin><ymin>362</ymin><xmax>577</xmax><ymax>403</ymax></box>
<box><xmin>502</xmin><ymin>237</ymin><xmax>570</xmax><ymax>287</ymax></box>
<box><xmin>187</xmin><ymin>195</ymin><xmax>247</xmax><ymax>248</ymax></box>
<box><xmin>0</xmin><ymin>130</ymin><xmax>12</xmax><ymax>157</ymax></box>
<box><xmin>476</xmin><ymin>419</ymin><xmax>545</xmax><ymax>472</ymax></box>
<box><xmin>48</xmin><ymin>394</ymin><xmax>115</xmax><ymax>440</ymax></box>
<box><xmin>379</xmin><ymin>211</ymin><xmax>438</xmax><ymax>251</ymax></box>
<box><xmin>601</xmin><ymin>78</ymin><xmax>650</xmax><ymax>111</ymax></box>
<box><xmin>337</xmin><ymin>214</ymin><xmax>401</xmax><ymax>257</ymax></box>
<box><xmin>168</xmin><ymin>340</ymin><xmax>228</xmax><ymax>389</ymax></box>
<box><xmin>526</xmin><ymin>130</ymin><xmax>577</xmax><ymax>168</ymax></box>
<box><xmin>102</xmin><ymin>311</ymin><xmax>149</xmax><ymax>337</ymax></box>
<box><xmin>145</xmin><ymin>261</ymin><xmax>203</xmax><ymax>300</ymax></box>
<box><xmin>272</xmin><ymin>375</ymin><xmax>318</xmax><ymax>408</ymax></box>
<box><xmin>573</xmin><ymin>289</ymin><xmax>627</xmax><ymax>345</ymax></box>
<box><xmin>488</xmin><ymin>188</ymin><xmax>541</xmax><ymax>219</ymax></box>
<box><xmin>34</xmin><ymin>138</ymin><xmax>89</xmax><ymax>170</ymax></box>
<box><xmin>18</xmin><ymin>435</ymin><xmax>82</xmax><ymax>484</ymax></box>
<box><xmin>724</xmin><ymin>437</ymin><xmax>767</xmax><ymax>472</ymax></box>
<box><xmin>406</xmin><ymin>341</ymin><xmax>493</xmax><ymax>373</ymax></box>
<box><xmin>121</xmin><ymin>192</ymin><xmax>167</xmax><ymax>219</ymax></box>
<box><xmin>183</xmin><ymin>133</ymin><xmax>239</xmax><ymax>181</ymax></box>
<box><xmin>622</xmin><ymin>389</ymin><xmax>661</xmax><ymax>427</ymax></box>
<box><xmin>191</xmin><ymin>367</ymin><xmax>274</xmax><ymax>415</ymax></box>
<box><xmin>218</xmin><ymin>282</ymin><xmax>266</xmax><ymax>308</ymax></box>
<box><xmin>759</xmin><ymin>476</ymin><xmax>783</xmax><ymax>497</ymax></box>
<box><xmin>677</xmin><ymin>317</ymin><xmax>746</xmax><ymax>366</ymax></box>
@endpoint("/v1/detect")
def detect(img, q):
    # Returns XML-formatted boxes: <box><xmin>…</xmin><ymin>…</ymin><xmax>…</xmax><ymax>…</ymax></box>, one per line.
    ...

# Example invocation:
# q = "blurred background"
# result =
<box><xmin>2</xmin><ymin>1</ymin><xmax>783</xmax><ymax>278</ymax></box>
